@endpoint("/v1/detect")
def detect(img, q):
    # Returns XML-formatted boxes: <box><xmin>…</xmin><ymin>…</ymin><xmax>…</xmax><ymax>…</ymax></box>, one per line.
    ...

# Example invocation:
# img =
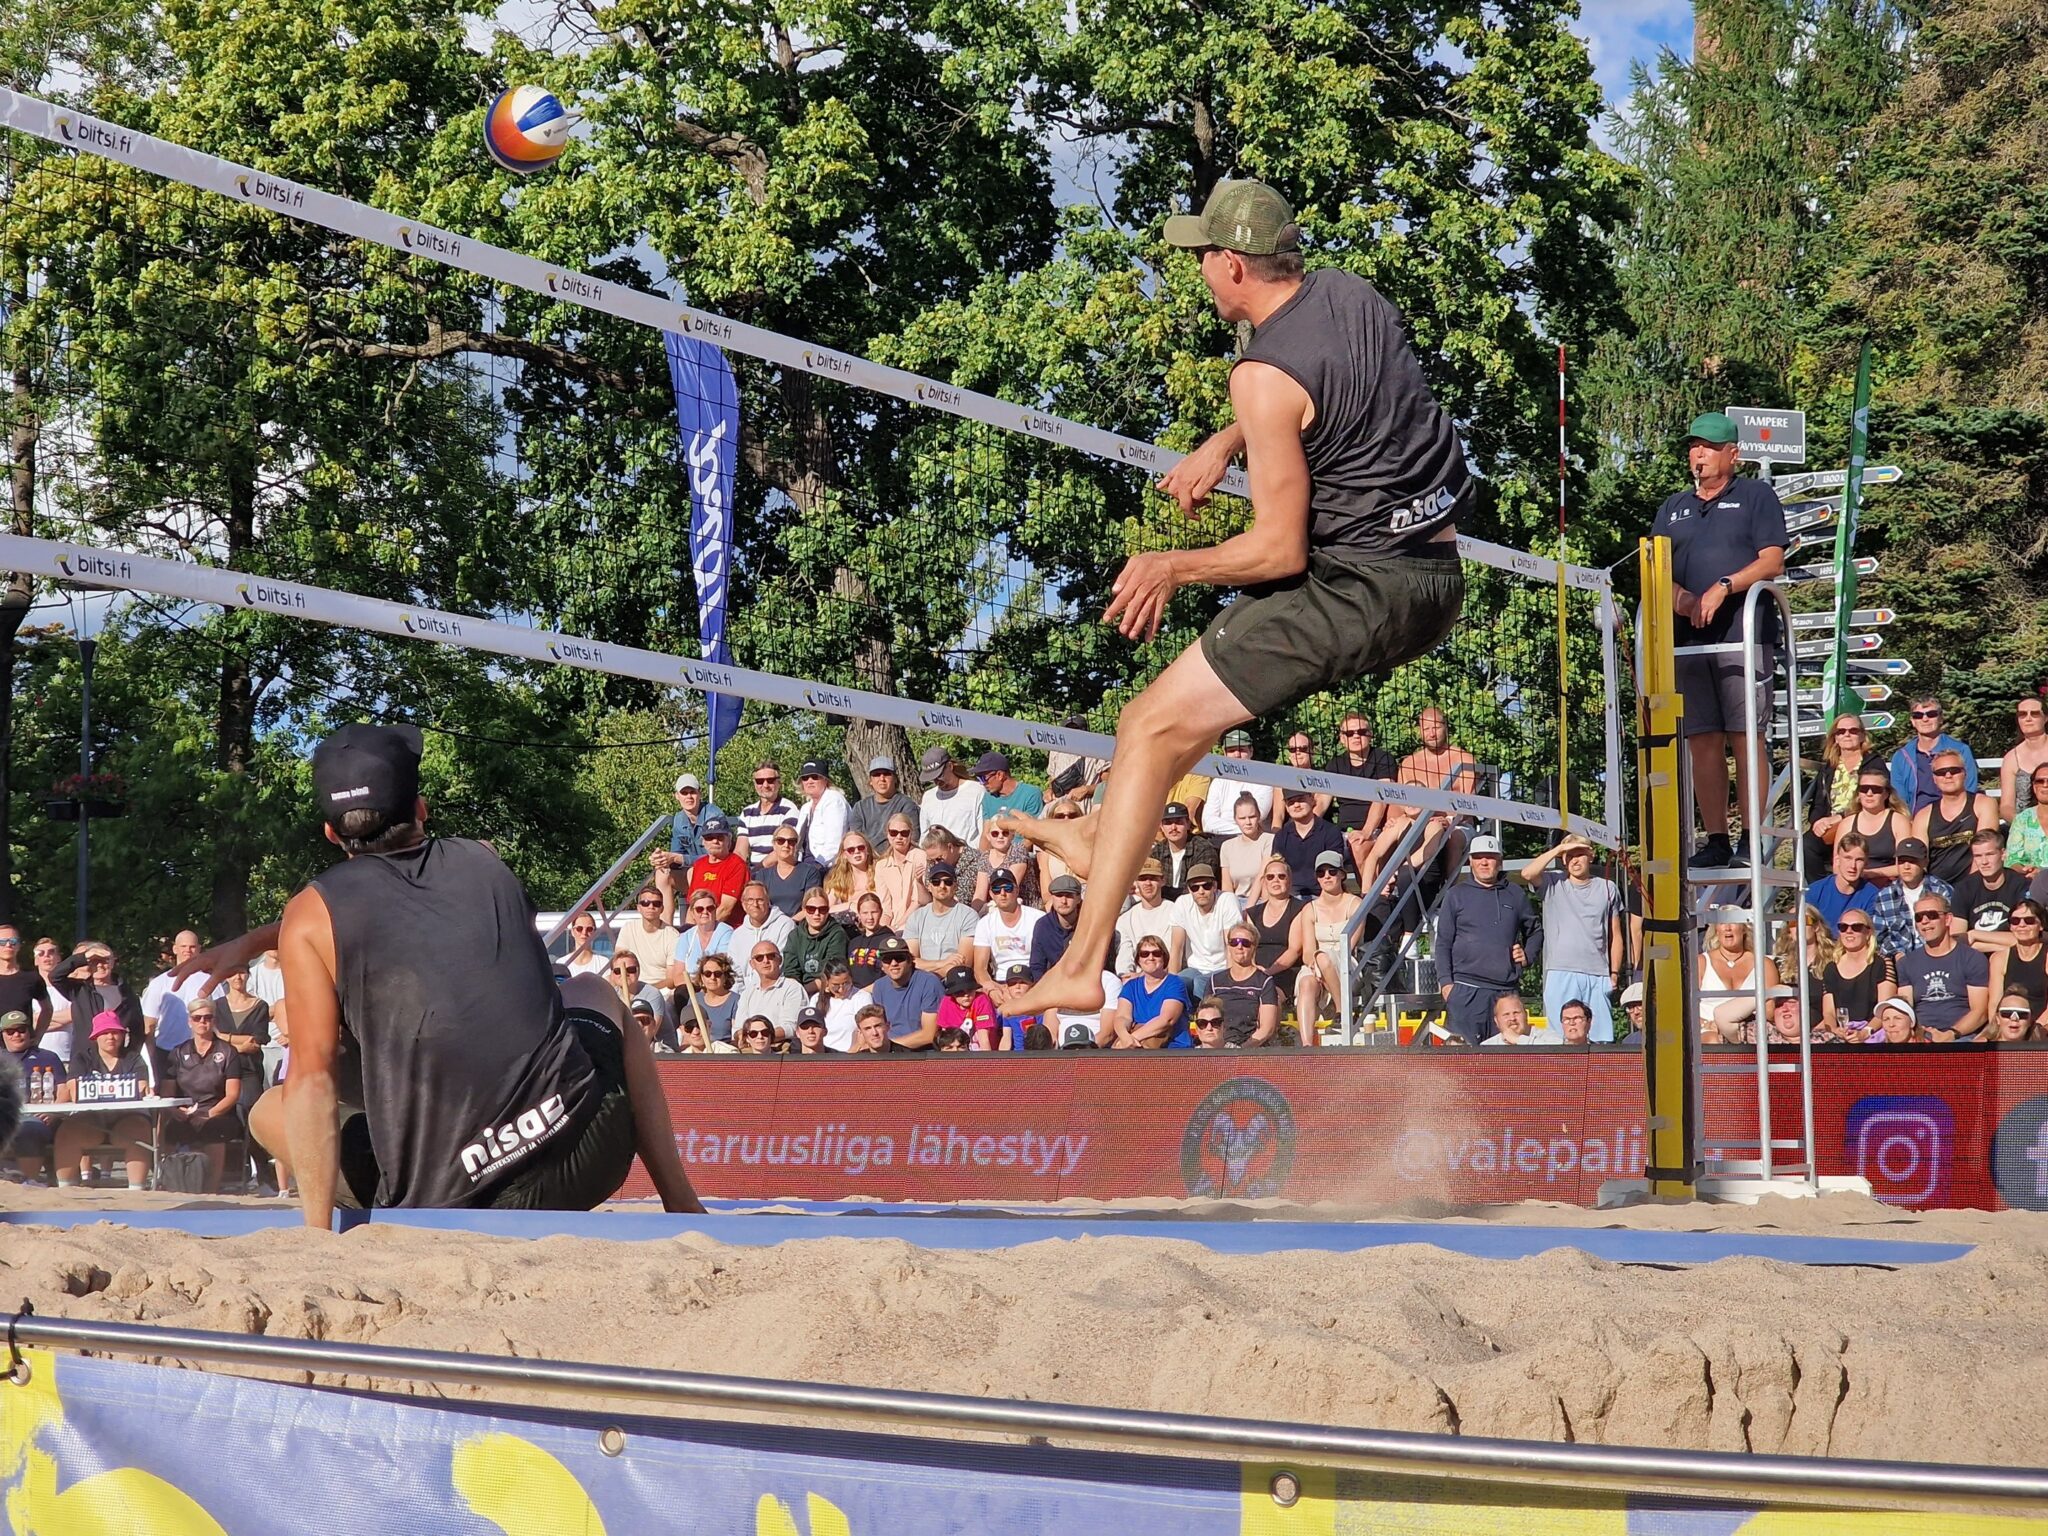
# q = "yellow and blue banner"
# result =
<box><xmin>2</xmin><ymin>1348</ymin><xmax>2036</xmax><ymax>1533</ymax></box>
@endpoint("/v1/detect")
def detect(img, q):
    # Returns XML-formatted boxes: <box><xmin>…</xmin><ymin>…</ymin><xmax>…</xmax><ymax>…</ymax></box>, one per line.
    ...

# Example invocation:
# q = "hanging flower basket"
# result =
<box><xmin>47</xmin><ymin>772</ymin><xmax>128</xmax><ymax>820</ymax></box>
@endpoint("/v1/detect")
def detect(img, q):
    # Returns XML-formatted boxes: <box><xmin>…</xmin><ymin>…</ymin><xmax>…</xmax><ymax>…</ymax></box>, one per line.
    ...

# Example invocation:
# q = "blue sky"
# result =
<box><xmin>1578</xmin><ymin>0</ymin><xmax>1695</xmax><ymax>123</ymax></box>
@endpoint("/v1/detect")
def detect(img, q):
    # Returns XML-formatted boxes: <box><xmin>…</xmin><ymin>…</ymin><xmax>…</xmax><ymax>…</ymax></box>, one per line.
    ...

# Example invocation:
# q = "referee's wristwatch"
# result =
<box><xmin>1715</xmin><ymin>576</ymin><xmax>1734</xmax><ymax>594</ymax></box>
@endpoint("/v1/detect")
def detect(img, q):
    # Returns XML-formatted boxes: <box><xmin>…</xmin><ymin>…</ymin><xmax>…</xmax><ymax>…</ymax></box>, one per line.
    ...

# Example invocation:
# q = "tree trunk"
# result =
<box><xmin>0</xmin><ymin>347</ymin><xmax>37</xmax><ymax>923</ymax></box>
<box><xmin>770</xmin><ymin>370</ymin><xmax>915</xmax><ymax>785</ymax></box>
<box><xmin>209</xmin><ymin>455</ymin><xmax>258</xmax><ymax>940</ymax></box>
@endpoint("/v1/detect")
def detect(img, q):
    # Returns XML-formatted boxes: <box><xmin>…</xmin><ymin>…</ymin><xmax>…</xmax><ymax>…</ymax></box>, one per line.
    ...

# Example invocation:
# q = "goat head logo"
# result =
<box><xmin>1181</xmin><ymin>1077</ymin><xmax>1296</xmax><ymax>1197</ymax></box>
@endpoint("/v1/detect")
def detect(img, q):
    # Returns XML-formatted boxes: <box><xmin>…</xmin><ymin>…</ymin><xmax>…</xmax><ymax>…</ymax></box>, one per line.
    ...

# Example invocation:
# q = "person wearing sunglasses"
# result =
<box><xmin>3</xmin><ymin>1008</ymin><xmax>64</xmax><ymax>1182</ymax></box>
<box><xmin>872</xmin><ymin>815</ymin><xmax>929</xmax><ymax>930</ymax></box>
<box><xmin>1895</xmin><ymin>892</ymin><xmax>1990</xmax><ymax>1042</ymax></box>
<box><xmin>612</xmin><ymin>881</ymin><xmax>682</xmax><ymax>995</ymax></box>
<box><xmin>848</xmin><ymin>754</ymin><xmax>921</xmax><ymax>854</ymax></box>
<box><xmin>2000</xmin><ymin>696</ymin><xmax>2048</xmax><ymax>822</ymax></box>
<box><xmin>1828</xmin><ymin>769</ymin><xmax>1913</xmax><ymax>886</ymax></box>
<box><xmin>823</xmin><ymin>831</ymin><xmax>878</xmax><ymax>920</ymax></box>
<box><xmin>2004</xmin><ymin>765</ymin><xmax>2048</xmax><ymax>890</ymax></box>
<box><xmin>1188</xmin><ymin>1006</ymin><xmax>1231</xmax><ymax>1050</ymax></box>
<box><xmin>1989</xmin><ymin>990</ymin><xmax>2043</xmax><ymax>1044</ymax></box>
<box><xmin>737</xmin><ymin>1014</ymin><xmax>784</xmax><ymax>1056</ymax></box>
<box><xmin>674</xmin><ymin>892</ymin><xmax>736</xmax><ymax>973</ymax></box>
<box><xmin>0</xmin><ymin>923</ymin><xmax>53</xmax><ymax>1048</ymax></box>
<box><xmin>784</xmin><ymin>894</ymin><xmax>851</xmax><ymax>993</ymax></box>
<box><xmin>1168</xmin><ymin>862</ymin><xmax>1244</xmax><ymax>1003</ymax></box>
<box><xmin>180</xmin><ymin>724</ymin><xmax>702</xmax><ymax>1222</ymax></box>
<box><xmin>676</xmin><ymin>817</ymin><xmax>749</xmax><ymax>925</ymax></box>
<box><xmin>1206</xmin><ymin>922</ymin><xmax>1282</xmax><ymax>1047</ymax></box>
<box><xmin>1101</xmin><ymin>940</ymin><xmax>1190</xmax><ymax>1049</ymax></box>
<box><xmin>905</xmin><ymin>857</ymin><xmax>979</xmax><ymax>978</ymax></box>
<box><xmin>1819</xmin><ymin>906</ymin><xmax>1895</xmax><ymax>1043</ymax></box>
<box><xmin>1913</xmin><ymin>749</ymin><xmax>1999</xmax><ymax>888</ymax></box>
<box><xmin>869</xmin><ymin>936</ymin><xmax>943</xmax><ymax>1049</ymax></box>
<box><xmin>735</xmin><ymin>944</ymin><xmax>808</xmax><ymax>1042</ymax></box>
<box><xmin>1804</xmin><ymin>713</ymin><xmax>1886</xmax><ymax>879</ymax></box>
<box><xmin>1323</xmin><ymin>713</ymin><xmax>1399</xmax><ymax>873</ymax></box>
<box><xmin>560</xmin><ymin>913</ymin><xmax>609</xmax><ymax>978</ymax></box>
<box><xmin>1887</xmin><ymin>697</ymin><xmax>1979</xmax><ymax>815</ymax></box>
<box><xmin>1989</xmin><ymin>899</ymin><xmax>2047</xmax><ymax>1016</ymax></box>
<box><xmin>30</xmin><ymin>937</ymin><xmax>75</xmax><ymax>1058</ymax></box>
<box><xmin>753</xmin><ymin>820</ymin><xmax>825</xmax><ymax>918</ymax></box>
<box><xmin>691</xmin><ymin>957</ymin><xmax>741</xmax><ymax>1044</ymax></box>
<box><xmin>790</xmin><ymin>760</ymin><xmax>852</xmax><ymax>866</ymax></box>
<box><xmin>736</xmin><ymin>761</ymin><xmax>797</xmax><ymax>865</ymax></box>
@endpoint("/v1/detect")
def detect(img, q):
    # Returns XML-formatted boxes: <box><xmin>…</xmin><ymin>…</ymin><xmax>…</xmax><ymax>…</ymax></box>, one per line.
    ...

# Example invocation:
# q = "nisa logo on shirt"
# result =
<box><xmin>459</xmin><ymin>1094</ymin><xmax>568</xmax><ymax>1179</ymax></box>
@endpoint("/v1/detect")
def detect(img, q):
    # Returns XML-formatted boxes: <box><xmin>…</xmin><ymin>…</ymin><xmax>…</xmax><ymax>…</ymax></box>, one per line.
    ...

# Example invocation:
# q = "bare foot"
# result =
<box><xmin>992</xmin><ymin>808</ymin><xmax>1099</xmax><ymax>880</ymax></box>
<box><xmin>1005</xmin><ymin>958</ymin><xmax>1107</xmax><ymax>1018</ymax></box>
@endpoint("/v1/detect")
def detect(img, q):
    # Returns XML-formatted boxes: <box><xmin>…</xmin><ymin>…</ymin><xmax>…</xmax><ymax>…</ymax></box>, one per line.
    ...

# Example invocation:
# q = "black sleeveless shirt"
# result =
<box><xmin>1925</xmin><ymin>799</ymin><xmax>1982</xmax><ymax>886</ymax></box>
<box><xmin>312</xmin><ymin>837</ymin><xmax>599</xmax><ymax>1208</ymax></box>
<box><xmin>1237</xmin><ymin>269</ymin><xmax>1471</xmax><ymax>557</ymax></box>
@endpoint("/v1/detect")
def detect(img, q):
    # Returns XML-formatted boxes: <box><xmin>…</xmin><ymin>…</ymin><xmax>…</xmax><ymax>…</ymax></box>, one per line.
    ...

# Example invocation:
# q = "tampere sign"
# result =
<box><xmin>1725</xmin><ymin>405</ymin><xmax>1806</xmax><ymax>464</ymax></box>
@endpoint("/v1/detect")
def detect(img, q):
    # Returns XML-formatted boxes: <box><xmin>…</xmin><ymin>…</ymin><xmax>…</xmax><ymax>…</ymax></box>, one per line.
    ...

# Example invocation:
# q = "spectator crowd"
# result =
<box><xmin>9</xmin><ymin>694</ymin><xmax>2045</xmax><ymax>1186</ymax></box>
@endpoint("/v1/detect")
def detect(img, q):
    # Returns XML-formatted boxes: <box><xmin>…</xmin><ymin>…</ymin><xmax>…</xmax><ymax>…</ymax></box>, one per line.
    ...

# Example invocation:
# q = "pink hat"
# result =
<box><xmin>89</xmin><ymin>1010</ymin><xmax>126</xmax><ymax>1040</ymax></box>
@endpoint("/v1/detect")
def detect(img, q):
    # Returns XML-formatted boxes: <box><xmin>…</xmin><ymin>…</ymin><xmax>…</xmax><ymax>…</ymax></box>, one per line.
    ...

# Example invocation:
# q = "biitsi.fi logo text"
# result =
<box><xmin>1844</xmin><ymin>1095</ymin><xmax>1953</xmax><ymax>1206</ymax></box>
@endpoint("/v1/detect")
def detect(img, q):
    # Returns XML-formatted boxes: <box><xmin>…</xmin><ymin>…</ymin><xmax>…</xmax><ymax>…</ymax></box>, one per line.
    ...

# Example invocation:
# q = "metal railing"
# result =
<box><xmin>7</xmin><ymin>1312</ymin><xmax>2045</xmax><ymax>1515</ymax></box>
<box><xmin>540</xmin><ymin>813</ymin><xmax>671</xmax><ymax>951</ymax></box>
<box><xmin>1335</xmin><ymin>762</ymin><xmax>1480</xmax><ymax>1045</ymax></box>
<box><xmin>1672</xmin><ymin>579</ymin><xmax>1816</xmax><ymax>1188</ymax></box>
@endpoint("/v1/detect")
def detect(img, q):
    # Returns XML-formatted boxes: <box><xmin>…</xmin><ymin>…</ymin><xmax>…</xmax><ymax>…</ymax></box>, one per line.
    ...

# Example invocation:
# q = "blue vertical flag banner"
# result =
<box><xmin>665</xmin><ymin>328</ymin><xmax>742</xmax><ymax>796</ymax></box>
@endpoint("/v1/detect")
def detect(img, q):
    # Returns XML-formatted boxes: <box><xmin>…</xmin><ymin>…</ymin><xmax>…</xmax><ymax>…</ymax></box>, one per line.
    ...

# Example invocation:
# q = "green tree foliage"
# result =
<box><xmin>1805</xmin><ymin>0</ymin><xmax>2048</xmax><ymax>748</ymax></box>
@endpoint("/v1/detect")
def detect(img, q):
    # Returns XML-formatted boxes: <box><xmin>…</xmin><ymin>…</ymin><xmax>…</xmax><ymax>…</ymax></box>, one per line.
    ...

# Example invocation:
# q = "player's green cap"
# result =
<box><xmin>1681</xmin><ymin>411</ymin><xmax>1740</xmax><ymax>446</ymax></box>
<box><xmin>1162</xmin><ymin>180</ymin><xmax>1299</xmax><ymax>256</ymax></box>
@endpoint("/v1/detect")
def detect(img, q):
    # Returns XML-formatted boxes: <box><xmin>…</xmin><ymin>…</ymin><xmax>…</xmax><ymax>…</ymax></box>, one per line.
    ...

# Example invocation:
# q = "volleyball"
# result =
<box><xmin>483</xmin><ymin>86</ymin><xmax>574</xmax><ymax>174</ymax></box>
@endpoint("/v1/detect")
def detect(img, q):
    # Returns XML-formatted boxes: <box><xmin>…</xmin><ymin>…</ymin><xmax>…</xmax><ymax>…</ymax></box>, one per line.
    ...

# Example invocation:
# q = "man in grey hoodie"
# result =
<box><xmin>1435</xmin><ymin>836</ymin><xmax>1542</xmax><ymax>1044</ymax></box>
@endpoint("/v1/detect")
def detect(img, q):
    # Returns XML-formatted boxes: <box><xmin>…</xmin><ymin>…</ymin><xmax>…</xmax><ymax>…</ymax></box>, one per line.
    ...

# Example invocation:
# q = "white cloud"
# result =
<box><xmin>1573</xmin><ymin>0</ymin><xmax>1693</xmax><ymax>129</ymax></box>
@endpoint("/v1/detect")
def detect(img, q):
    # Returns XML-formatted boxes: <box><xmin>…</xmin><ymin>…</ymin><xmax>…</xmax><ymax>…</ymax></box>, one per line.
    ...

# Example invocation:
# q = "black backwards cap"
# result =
<box><xmin>312</xmin><ymin>723</ymin><xmax>423</xmax><ymax>827</ymax></box>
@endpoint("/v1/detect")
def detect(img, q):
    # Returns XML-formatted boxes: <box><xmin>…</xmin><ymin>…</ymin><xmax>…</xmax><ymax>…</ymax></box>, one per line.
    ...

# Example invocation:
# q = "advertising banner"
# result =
<box><xmin>0</xmin><ymin>1348</ymin><xmax>1996</xmax><ymax>1534</ymax></box>
<box><xmin>628</xmin><ymin>1049</ymin><xmax>2048</xmax><ymax>1212</ymax></box>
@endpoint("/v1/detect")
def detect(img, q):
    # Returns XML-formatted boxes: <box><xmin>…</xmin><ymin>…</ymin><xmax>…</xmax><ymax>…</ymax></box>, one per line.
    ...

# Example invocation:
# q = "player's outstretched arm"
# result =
<box><xmin>278</xmin><ymin>888</ymin><xmax>342</xmax><ymax>1231</ymax></box>
<box><xmin>568</xmin><ymin>973</ymin><xmax>705</xmax><ymax>1214</ymax></box>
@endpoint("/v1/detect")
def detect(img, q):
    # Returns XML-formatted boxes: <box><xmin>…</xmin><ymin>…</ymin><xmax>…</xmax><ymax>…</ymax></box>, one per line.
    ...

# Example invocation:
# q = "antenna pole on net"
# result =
<box><xmin>1555</xmin><ymin>344</ymin><xmax>1569</xmax><ymax>829</ymax></box>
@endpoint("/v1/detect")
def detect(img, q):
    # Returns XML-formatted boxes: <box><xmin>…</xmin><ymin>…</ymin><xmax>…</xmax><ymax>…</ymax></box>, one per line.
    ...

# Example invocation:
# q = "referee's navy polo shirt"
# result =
<box><xmin>1650</xmin><ymin>476</ymin><xmax>1790</xmax><ymax>645</ymax></box>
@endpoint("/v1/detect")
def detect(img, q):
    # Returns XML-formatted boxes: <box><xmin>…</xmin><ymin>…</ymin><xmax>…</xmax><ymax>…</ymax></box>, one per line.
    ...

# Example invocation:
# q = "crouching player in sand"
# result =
<box><xmin>1002</xmin><ymin>179</ymin><xmax>1469</xmax><ymax>1019</ymax></box>
<box><xmin>179</xmin><ymin>723</ymin><xmax>701</xmax><ymax>1227</ymax></box>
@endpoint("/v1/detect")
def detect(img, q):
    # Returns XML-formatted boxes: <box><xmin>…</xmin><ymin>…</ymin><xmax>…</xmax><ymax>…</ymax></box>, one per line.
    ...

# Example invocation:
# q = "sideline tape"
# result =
<box><xmin>0</xmin><ymin>86</ymin><xmax>1611</xmax><ymax>594</ymax></box>
<box><xmin>0</xmin><ymin>533</ymin><xmax>1608</xmax><ymax>837</ymax></box>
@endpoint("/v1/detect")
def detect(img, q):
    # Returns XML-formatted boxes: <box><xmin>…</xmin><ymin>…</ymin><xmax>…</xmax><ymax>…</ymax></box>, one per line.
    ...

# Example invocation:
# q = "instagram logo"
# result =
<box><xmin>1844</xmin><ymin>1096</ymin><xmax>1953</xmax><ymax>1206</ymax></box>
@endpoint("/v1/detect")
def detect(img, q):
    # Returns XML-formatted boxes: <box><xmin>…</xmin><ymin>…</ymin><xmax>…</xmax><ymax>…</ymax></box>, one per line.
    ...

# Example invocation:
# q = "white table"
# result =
<box><xmin>24</xmin><ymin>1098</ymin><xmax>196</xmax><ymax>1187</ymax></box>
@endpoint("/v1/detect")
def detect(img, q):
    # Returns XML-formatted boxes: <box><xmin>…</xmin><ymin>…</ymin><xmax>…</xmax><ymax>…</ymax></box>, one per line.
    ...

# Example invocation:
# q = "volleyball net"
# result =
<box><xmin>0</xmin><ymin>85</ymin><xmax>1622</xmax><ymax>851</ymax></box>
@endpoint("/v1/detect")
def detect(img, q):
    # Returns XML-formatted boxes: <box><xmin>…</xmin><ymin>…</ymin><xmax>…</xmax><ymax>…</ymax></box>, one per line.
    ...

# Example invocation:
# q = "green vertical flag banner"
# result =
<box><xmin>1823</xmin><ymin>342</ymin><xmax>1873</xmax><ymax>716</ymax></box>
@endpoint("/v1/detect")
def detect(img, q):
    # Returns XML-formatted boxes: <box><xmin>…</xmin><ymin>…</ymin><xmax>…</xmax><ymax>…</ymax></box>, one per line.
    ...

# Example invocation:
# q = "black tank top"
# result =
<box><xmin>1822</xmin><ymin>953</ymin><xmax>1893</xmax><ymax>1027</ymax></box>
<box><xmin>1250</xmin><ymin>897</ymin><xmax>1305</xmax><ymax>979</ymax></box>
<box><xmin>2005</xmin><ymin>945</ymin><xmax>2047</xmax><ymax>1012</ymax></box>
<box><xmin>1925</xmin><ymin>799</ymin><xmax>1981</xmax><ymax>885</ymax></box>
<box><xmin>312</xmin><ymin>837</ymin><xmax>599</xmax><ymax>1208</ymax></box>
<box><xmin>1238</xmin><ymin>269</ymin><xmax>1471</xmax><ymax>557</ymax></box>
<box><xmin>1851</xmin><ymin>810</ymin><xmax>1898</xmax><ymax>867</ymax></box>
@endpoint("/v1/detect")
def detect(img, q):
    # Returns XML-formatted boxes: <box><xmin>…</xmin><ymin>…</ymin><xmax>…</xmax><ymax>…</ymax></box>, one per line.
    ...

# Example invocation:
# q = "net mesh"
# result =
<box><xmin>0</xmin><ymin>99</ymin><xmax>1619</xmax><ymax>920</ymax></box>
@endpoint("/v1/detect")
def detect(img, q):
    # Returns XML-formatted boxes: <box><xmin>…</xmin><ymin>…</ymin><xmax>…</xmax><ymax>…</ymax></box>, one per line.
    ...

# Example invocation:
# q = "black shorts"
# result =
<box><xmin>1677</xmin><ymin>647</ymin><xmax>1775</xmax><ymax>739</ymax></box>
<box><xmin>1200</xmin><ymin>543</ymin><xmax>1464</xmax><ymax>717</ymax></box>
<box><xmin>164</xmin><ymin>1110</ymin><xmax>240</xmax><ymax>1147</ymax></box>
<box><xmin>336</xmin><ymin>1010</ymin><xmax>639</xmax><ymax>1212</ymax></box>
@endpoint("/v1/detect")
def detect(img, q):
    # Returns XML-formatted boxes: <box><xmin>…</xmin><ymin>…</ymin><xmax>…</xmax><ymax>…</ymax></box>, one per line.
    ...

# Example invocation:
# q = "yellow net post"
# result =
<box><xmin>1636</xmin><ymin>536</ymin><xmax>1699</xmax><ymax>1196</ymax></box>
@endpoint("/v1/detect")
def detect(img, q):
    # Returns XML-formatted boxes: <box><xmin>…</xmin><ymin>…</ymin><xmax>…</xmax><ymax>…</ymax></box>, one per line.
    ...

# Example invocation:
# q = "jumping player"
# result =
<box><xmin>1001</xmin><ymin>180</ymin><xmax>1470</xmax><ymax>1017</ymax></box>
<box><xmin>180</xmin><ymin>723</ymin><xmax>702</xmax><ymax>1227</ymax></box>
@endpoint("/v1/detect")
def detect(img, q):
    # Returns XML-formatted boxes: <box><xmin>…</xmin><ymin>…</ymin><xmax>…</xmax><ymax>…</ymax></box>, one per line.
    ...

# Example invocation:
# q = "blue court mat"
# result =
<box><xmin>0</xmin><ymin>1205</ymin><xmax>1970</xmax><ymax>1265</ymax></box>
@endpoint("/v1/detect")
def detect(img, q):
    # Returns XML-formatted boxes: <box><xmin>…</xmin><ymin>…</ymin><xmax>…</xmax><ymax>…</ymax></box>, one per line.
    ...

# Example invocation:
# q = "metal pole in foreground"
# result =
<box><xmin>73</xmin><ymin>634</ymin><xmax>96</xmax><ymax>946</ymax></box>
<box><xmin>7</xmin><ymin>1312</ymin><xmax>2048</xmax><ymax>1516</ymax></box>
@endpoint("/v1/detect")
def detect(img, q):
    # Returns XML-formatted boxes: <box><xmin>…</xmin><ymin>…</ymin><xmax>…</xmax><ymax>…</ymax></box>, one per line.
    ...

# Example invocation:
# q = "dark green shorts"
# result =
<box><xmin>337</xmin><ymin>1010</ymin><xmax>638</xmax><ymax>1212</ymax></box>
<box><xmin>1199</xmin><ymin>543</ymin><xmax>1465</xmax><ymax>717</ymax></box>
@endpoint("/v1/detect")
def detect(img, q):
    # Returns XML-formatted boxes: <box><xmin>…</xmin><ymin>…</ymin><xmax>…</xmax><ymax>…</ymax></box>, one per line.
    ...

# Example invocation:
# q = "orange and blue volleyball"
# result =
<box><xmin>483</xmin><ymin>86</ymin><xmax>573</xmax><ymax>174</ymax></box>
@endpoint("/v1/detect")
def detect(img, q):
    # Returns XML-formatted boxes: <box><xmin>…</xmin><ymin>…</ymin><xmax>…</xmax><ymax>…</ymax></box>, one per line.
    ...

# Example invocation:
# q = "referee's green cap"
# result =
<box><xmin>1162</xmin><ymin>180</ymin><xmax>1299</xmax><ymax>256</ymax></box>
<box><xmin>1682</xmin><ymin>411</ymin><xmax>1740</xmax><ymax>446</ymax></box>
